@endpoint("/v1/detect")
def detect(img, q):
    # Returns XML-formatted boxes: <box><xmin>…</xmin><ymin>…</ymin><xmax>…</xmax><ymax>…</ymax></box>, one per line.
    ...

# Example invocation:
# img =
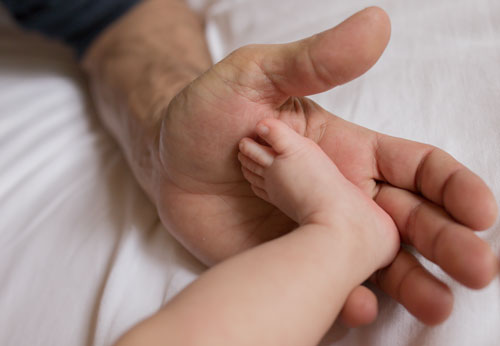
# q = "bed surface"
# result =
<box><xmin>1</xmin><ymin>1</ymin><xmax>499</xmax><ymax>345</ymax></box>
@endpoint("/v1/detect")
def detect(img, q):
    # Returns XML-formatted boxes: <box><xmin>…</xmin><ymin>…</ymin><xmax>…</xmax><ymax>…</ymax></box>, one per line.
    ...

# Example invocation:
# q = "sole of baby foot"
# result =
<box><xmin>239</xmin><ymin>118</ymin><xmax>400</xmax><ymax>269</ymax></box>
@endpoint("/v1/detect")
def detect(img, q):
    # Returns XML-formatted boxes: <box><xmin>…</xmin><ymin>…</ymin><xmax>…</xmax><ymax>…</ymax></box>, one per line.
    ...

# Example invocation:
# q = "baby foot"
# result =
<box><xmin>238</xmin><ymin>118</ymin><xmax>399</xmax><ymax>268</ymax></box>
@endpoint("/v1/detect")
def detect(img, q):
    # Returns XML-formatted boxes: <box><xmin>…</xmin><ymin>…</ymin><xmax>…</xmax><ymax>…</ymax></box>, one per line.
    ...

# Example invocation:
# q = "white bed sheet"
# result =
<box><xmin>1</xmin><ymin>1</ymin><xmax>499</xmax><ymax>345</ymax></box>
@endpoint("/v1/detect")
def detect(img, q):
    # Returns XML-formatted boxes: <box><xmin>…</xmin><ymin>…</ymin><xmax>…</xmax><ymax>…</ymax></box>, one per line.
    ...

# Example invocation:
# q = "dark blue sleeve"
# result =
<box><xmin>1</xmin><ymin>0</ymin><xmax>140</xmax><ymax>57</ymax></box>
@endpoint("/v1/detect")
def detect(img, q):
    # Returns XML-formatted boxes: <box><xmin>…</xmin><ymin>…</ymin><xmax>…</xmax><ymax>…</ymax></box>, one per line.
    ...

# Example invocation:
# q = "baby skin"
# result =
<box><xmin>238</xmin><ymin>117</ymin><xmax>400</xmax><ymax>267</ymax></box>
<box><xmin>115</xmin><ymin>118</ymin><xmax>400</xmax><ymax>346</ymax></box>
<box><xmin>239</xmin><ymin>117</ymin><xmax>400</xmax><ymax>275</ymax></box>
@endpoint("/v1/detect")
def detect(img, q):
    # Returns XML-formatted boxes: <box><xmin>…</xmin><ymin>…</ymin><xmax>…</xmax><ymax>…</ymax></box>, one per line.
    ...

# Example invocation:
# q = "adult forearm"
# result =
<box><xmin>83</xmin><ymin>0</ymin><xmax>212</xmax><ymax>200</ymax></box>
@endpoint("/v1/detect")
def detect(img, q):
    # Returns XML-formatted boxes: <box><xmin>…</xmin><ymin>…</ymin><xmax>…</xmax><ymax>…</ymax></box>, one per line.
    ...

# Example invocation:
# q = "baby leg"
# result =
<box><xmin>238</xmin><ymin>118</ymin><xmax>399</xmax><ymax>268</ymax></box>
<box><xmin>115</xmin><ymin>118</ymin><xmax>399</xmax><ymax>346</ymax></box>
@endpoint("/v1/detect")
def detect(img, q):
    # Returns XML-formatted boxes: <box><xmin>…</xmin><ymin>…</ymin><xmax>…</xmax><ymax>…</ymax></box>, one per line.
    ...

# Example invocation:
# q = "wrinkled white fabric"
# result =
<box><xmin>0</xmin><ymin>1</ymin><xmax>499</xmax><ymax>345</ymax></box>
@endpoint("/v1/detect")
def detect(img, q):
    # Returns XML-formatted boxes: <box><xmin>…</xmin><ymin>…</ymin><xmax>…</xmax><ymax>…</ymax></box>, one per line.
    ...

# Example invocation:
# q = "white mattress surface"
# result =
<box><xmin>1</xmin><ymin>1</ymin><xmax>499</xmax><ymax>345</ymax></box>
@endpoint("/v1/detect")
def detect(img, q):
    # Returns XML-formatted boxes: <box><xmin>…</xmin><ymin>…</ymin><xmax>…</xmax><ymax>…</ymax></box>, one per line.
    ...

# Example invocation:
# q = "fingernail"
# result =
<box><xmin>257</xmin><ymin>124</ymin><xmax>269</xmax><ymax>135</ymax></box>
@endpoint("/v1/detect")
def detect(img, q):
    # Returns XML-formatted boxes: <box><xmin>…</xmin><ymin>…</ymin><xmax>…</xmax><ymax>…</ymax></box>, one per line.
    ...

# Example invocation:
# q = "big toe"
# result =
<box><xmin>256</xmin><ymin>118</ymin><xmax>304</xmax><ymax>155</ymax></box>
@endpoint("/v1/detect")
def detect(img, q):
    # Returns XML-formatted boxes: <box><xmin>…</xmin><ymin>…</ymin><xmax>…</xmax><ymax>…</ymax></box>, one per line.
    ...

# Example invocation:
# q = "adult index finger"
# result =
<box><xmin>374</xmin><ymin>134</ymin><xmax>498</xmax><ymax>230</ymax></box>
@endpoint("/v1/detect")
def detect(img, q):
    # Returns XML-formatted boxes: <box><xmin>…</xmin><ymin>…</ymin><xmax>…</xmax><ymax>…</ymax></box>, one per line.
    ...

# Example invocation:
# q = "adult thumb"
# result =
<box><xmin>224</xmin><ymin>7</ymin><xmax>391</xmax><ymax>103</ymax></box>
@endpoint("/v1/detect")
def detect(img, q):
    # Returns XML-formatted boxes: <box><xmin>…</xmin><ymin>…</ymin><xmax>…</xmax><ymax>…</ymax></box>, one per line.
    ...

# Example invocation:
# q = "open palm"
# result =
<box><xmin>156</xmin><ymin>8</ymin><xmax>498</xmax><ymax>326</ymax></box>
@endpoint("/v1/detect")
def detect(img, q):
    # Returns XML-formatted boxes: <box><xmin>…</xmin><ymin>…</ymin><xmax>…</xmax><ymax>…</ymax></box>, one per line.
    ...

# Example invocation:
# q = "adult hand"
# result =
<box><xmin>155</xmin><ymin>6</ymin><xmax>498</xmax><ymax>326</ymax></box>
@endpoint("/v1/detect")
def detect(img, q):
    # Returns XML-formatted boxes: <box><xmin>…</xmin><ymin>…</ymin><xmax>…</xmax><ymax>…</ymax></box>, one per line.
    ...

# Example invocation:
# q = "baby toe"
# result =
<box><xmin>239</xmin><ymin>137</ymin><xmax>275</xmax><ymax>167</ymax></box>
<box><xmin>238</xmin><ymin>152</ymin><xmax>265</xmax><ymax>176</ymax></box>
<box><xmin>251</xmin><ymin>184</ymin><xmax>270</xmax><ymax>202</ymax></box>
<box><xmin>241</xmin><ymin>166</ymin><xmax>265</xmax><ymax>189</ymax></box>
<box><xmin>256</xmin><ymin>118</ymin><xmax>303</xmax><ymax>155</ymax></box>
